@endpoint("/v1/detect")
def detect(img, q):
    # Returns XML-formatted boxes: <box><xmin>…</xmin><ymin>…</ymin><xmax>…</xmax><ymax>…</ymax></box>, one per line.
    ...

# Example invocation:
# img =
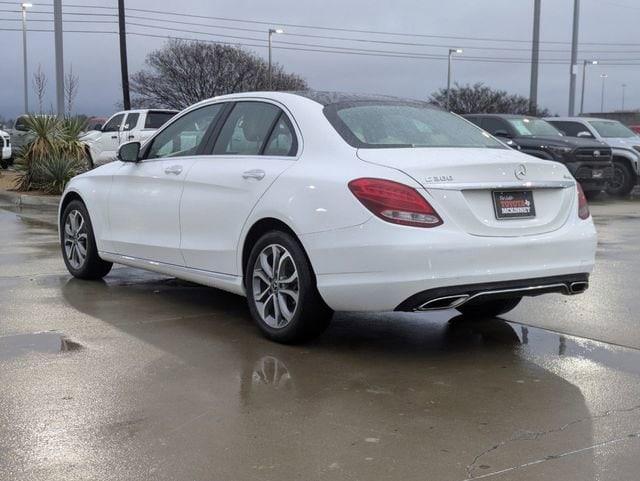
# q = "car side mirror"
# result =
<box><xmin>577</xmin><ymin>131</ymin><xmax>593</xmax><ymax>138</ymax></box>
<box><xmin>118</xmin><ymin>141</ymin><xmax>141</xmax><ymax>162</ymax></box>
<box><xmin>494</xmin><ymin>130</ymin><xmax>512</xmax><ymax>139</ymax></box>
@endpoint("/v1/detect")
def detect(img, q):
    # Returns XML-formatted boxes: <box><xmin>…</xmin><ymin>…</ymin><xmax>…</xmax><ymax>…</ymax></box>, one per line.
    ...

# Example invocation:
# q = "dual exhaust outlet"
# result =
<box><xmin>416</xmin><ymin>281</ymin><xmax>589</xmax><ymax>311</ymax></box>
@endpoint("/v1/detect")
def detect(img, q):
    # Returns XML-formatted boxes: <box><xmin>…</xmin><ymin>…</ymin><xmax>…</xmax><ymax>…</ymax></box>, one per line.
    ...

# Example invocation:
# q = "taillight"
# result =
<box><xmin>348</xmin><ymin>178</ymin><xmax>443</xmax><ymax>227</ymax></box>
<box><xmin>576</xmin><ymin>183</ymin><xmax>590</xmax><ymax>219</ymax></box>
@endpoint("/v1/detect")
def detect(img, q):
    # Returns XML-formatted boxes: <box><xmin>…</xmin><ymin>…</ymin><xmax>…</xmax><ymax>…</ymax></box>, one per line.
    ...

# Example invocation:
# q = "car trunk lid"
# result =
<box><xmin>357</xmin><ymin>147</ymin><xmax>576</xmax><ymax>237</ymax></box>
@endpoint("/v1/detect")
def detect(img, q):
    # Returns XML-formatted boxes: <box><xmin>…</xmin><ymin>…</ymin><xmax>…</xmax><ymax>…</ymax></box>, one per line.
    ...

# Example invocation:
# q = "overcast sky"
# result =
<box><xmin>1</xmin><ymin>0</ymin><xmax>639</xmax><ymax>120</ymax></box>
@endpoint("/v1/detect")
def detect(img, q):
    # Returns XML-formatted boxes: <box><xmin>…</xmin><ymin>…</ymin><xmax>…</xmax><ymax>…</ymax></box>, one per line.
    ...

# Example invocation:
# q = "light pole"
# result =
<box><xmin>622</xmin><ymin>83</ymin><xmax>627</xmax><ymax>111</ymax></box>
<box><xmin>267</xmin><ymin>28</ymin><xmax>283</xmax><ymax>90</ymax></box>
<box><xmin>579</xmin><ymin>60</ymin><xmax>597</xmax><ymax>115</ymax></box>
<box><xmin>21</xmin><ymin>2</ymin><xmax>32</xmax><ymax>114</ymax></box>
<box><xmin>600</xmin><ymin>73</ymin><xmax>608</xmax><ymax>112</ymax></box>
<box><xmin>446</xmin><ymin>48</ymin><xmax>463</xmax><ymax>110</ymax></box>
<box><xmin>568</xmin><ymin>0</ymin><xmax>580</xmax><ymax>116</ymax></box>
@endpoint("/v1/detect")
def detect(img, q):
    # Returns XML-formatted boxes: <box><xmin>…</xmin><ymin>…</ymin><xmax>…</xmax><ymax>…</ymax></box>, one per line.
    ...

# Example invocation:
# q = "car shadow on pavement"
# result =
<box><xmin>57</xmin><ymin>270</ymin><xmax>599</xmax><ymax>481</ymax></box>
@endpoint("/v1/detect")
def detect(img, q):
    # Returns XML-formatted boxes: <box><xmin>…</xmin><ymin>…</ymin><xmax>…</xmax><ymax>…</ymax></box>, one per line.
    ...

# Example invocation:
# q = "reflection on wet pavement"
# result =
<box><xmin>0</xmin><ymin>332</ymin><xmax>81</xmax><ymax>361</ymax></box>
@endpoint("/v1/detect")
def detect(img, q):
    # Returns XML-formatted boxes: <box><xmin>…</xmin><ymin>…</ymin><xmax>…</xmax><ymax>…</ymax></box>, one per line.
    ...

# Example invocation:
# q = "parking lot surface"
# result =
<box><xmin>1</xmin><ymin>199</ymin><xmax>639</xmax><ymax>481</ymax></box>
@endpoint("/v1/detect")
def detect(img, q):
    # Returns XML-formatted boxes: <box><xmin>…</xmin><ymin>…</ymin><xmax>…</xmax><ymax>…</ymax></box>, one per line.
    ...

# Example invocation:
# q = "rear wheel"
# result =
<box><xmin>457</xmin><ymin>297</ymin><xmax>522</xmax><ymax>318</ymax></box>
<box><xmin>246</xmin><ymin>231</ymin><xmax>333</xmax><ymax>344</ymax></box>
<box><xmin>61</xmin><ymin>200</ymin><xmax>112</xmax><ymax>279</ymax></box>
<box><xmin>606</xmin><ymin>161</ymin><xmax>635</xmax><ymax>197</ymax></box>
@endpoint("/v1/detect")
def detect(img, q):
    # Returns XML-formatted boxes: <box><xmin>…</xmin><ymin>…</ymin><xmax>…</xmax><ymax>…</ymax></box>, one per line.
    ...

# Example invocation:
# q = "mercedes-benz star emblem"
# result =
<box><xmin>514</xmin><ymin>164</ymin><xmax>527</xmax><ymax>180</ymax></box>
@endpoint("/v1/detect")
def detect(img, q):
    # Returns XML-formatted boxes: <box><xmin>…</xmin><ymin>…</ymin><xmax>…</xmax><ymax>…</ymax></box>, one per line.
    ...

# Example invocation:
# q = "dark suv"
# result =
<box><xmin>464</xmin><ymin>114</ymin><xmax>613</xmax><ymax>196</ymax></box>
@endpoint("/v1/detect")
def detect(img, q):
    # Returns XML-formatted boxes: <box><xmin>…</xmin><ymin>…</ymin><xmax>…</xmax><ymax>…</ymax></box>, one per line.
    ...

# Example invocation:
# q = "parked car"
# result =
<box><xmin>4</xmin><ymin>115</ymin><xmax>36</xmax><ymax>164</ymax></box>
<box><xmin>464</xmin><ymin>114</ymin><xmax>613</xmax><ymax>198</ymax></box>
<box><xmin>0</xmin><ymin>129</ymin><xmax>11</xmax><ymax>168</ymax></box>
<box><xmin>81</xmin><ymin>109</ymin><xmax>177</xmax><ymax>167</ymax></box>
<box><xmin>59</xmin><ymin>92</ymin><xmax>596</xmax><ymax>343</ymax></box>
<box><xmin>546</xmin><ymin>117</ymin><xmax>640</xmax><ymax>197</ymax></box>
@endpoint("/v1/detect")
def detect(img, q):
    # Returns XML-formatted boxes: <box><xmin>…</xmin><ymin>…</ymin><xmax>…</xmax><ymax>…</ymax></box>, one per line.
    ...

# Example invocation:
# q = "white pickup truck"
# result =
<box><xmin>81</xmin><ymin>109</ymin><xmax>177</xmax><ymax>167</ymax></box>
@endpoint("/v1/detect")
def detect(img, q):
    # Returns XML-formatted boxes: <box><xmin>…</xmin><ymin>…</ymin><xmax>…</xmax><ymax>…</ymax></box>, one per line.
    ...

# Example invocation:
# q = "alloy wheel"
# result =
<box><xmin>252</xmin><ymin>244</ymin><xmax>300</xmax><ymax>329</ymax></box>
<box><xmin>63</xmin><ymin>209</ymin><xmax>88</xmax><ymax>270</ymax></box>
<box><xmin>609</xmin><ymin>165</ymin><xmax>625</xmax><ymax>191</ymax></box>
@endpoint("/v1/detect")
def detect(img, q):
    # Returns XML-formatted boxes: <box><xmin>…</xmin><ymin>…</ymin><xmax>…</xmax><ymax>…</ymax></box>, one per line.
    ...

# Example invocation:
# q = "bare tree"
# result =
<box><xmin>130</xmin><ymin>40</ymin><xmax>308</xmax><ymax>109</ymax></box>
<box><xmin>430</xmin><ymin>82</ymin><xmax>551</xmax><ymax>116</ymax></box>
<box><xmin>64</xmin><ymin>64</ymin><xmax>79</xmax><ymax>116</ymax></box>
<box><xmin>32</xmin><ymin>64</ymin><xmax>47</xmax><ymax>114</ymax></box>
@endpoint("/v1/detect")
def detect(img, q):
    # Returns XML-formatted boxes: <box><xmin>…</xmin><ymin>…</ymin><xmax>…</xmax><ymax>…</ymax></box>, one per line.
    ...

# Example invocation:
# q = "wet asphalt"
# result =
<box><xmin>1</xmin><ymin>199</ymin><xmax>639</xmax><ymax>481</ymax></box>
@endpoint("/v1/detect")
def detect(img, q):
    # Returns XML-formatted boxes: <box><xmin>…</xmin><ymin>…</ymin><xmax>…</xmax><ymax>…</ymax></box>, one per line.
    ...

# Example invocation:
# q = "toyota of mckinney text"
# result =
<box><xmin>58</xmin><ymin>91</ymin><xmax>597</xmax><ymax>343</ymax></box>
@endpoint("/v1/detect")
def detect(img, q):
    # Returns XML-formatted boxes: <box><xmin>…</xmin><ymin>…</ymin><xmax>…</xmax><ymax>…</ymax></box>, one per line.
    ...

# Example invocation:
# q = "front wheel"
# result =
<box><xmin>606</xmin><ymin>161</ymin><xmax>635</xmax><ymax>197</ymax></box>
<box><xmin>61</xmin><ymin>200</ymin><xmax>112</xmax><ymax>279</ymax></box>
<box><xmin>457</xmin><ymin>297</ymin><xmax>522</xmax><ymax>318</ymax></box>
<box><xmin>246</xmin><ymin>231</ymin><xmax>333</xmax><ymax>344</ymax></box>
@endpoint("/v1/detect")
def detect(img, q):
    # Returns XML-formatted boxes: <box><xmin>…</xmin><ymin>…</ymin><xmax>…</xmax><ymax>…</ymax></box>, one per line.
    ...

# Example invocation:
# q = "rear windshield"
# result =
<box><xmin>324</xmin><ymin>101</ymin><xmax>505</xmax><ymax>149</ymax></box>
<box><xmin>506</xmin><ymin>118</ymin><xmax>562</xmax><ymax>137</ymax></box>
<box><xmin>588</xmin><ymin>120</ymin><xmax>637</xmax><ymax>138</ymax></box>
<box><xmin>145</xmin><ymin>112</ymin><xmax>176</xmax><ymax>129</ymax></box>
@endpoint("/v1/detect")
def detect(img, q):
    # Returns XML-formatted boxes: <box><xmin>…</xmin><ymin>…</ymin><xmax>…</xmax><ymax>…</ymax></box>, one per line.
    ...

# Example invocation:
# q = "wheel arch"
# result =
<box><xmin>59</xmin><ymin>190</ymin><xmax>85</xmax><ymax>227</ymax></box>
<box><xmin>611</xmin><ymin>154</ymin><xmax>635</xmax><ymax>173</ymax></box>
<box><xmin>240</xmin><ymin>217</ymin><xmax>311</xmax><ymax>288</ymax></box>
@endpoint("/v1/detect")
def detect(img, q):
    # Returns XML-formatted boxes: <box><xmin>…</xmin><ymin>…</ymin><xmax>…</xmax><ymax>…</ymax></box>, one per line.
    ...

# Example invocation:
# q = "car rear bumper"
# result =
<box><xmin>301</xmin><ymin>215</ymin><xmax>597</xmax><ymax>312</ymax></box>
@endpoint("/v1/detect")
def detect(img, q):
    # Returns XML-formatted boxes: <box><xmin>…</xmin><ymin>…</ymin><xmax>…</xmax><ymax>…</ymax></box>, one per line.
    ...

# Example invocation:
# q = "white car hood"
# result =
<box><xmin>80</xmin><ymin>130</ymin><xmax>101</xmax><ymax>143</ymax></box>
<box><xmin>603</xmin><ymin>137</ymin><xmax>640</xmax><ymax>150</ymax></box>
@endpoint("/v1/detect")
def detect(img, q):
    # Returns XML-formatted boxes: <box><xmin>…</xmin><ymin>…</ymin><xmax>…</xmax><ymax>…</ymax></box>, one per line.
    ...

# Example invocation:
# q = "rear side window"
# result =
<box><xmin>481</xmin><ymin>117</ymin><xmax>510</xmax><ymax>135</ymax></box>
<box><xmin>123</xmin><ymin>113</ymin><xmax>140</xmax><ymax>131</ymax></box>
<box><xmin>213</xmin><ymin>102</ymin><xmax>281</xmax><ymax>155</ymax></box>
<box><xmin>145</xmin><ymin>112</ymin><xmax>176</xmax><ymax>129</ymax></box>
<box><xmin>263</xmin><ymin>114</ymin><xmax>297</xmax><ymax>156</ymax></box>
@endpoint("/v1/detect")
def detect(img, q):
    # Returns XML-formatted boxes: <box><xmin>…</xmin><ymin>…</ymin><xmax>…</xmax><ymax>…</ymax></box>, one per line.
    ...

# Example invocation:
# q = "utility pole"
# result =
<box><xmin>53</xmin><ymin>0</ymin><xmax>64</xmax><ymax>117</ymax></box>
<box><xmin>600</xmin><ymin>73</ymin><xmax>608</xmax><ymax>112</ymax></box>
<box><xmin>21</xmin><ymin>3</ymin><xmax>32</xmax><ymax>114</ymax></box>
<box><xmin>579</xmin><ymin>60</ymin><xmax>598</xmax><ymax>115</ymax></box>
<box><xmin>118</xmin><ymin>0</ymin><xmax>130</xmax><ymax>110</ymax></box>
<box><xmin>267</xmin><ymin>28</ymin><xmax>283</xmax><ymax>90</ymax></box>
<box><xmin>446</xmin><ymin>48</ymin><xmax>463</xmax><ymax>110</ymax></box>
<box><xmin>529</xmin><ymin>0</ymin><xmax>541</xmax><ymax>116</ymax></box>
<box><xmin>568</xmin><ymin>0</ymin><xmax>580</xmax><ymax>116</ymax></box>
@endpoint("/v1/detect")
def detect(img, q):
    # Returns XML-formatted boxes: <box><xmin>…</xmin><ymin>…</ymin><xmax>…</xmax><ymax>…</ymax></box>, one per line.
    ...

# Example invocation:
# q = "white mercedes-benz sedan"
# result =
<box><xmin>59</xmin><ymin>91</ymin><xmax>596</xmax><ymax>343</ymax></box>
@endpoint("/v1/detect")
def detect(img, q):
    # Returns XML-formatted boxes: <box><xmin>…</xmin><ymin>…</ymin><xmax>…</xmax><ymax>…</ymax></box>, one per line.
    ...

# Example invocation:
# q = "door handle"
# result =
<box><xmin>111</xmin><ymin>135</ymin><xmax>118</xmax><ymax>139</ymax></box>
<box><xmin>164</xmin><ymin>165</ymin><xmax>183</xmax><ymax>175</ymax></box>
<box><xmin>242</xmin><ymin>169</ymin><xmax>266</xmax><ymax>181</ymax></box>
<box><xmin>128</xmin><ymin>135</ymin><xmax>135</xmax><ymax>140</ymax></box>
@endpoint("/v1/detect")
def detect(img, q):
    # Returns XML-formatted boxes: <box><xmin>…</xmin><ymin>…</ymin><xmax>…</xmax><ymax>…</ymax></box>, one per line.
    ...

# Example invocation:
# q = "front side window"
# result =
<box><xmin>325</xmin><ymin>102</ymin><xmax>505</xmax><ymax>149</ymax></box>
<box><xmin>588</xmin><ymin>120</ymin><xmax>637</xmax><ymax>138</ymax></box>
<box><xmin>102</xmin><ymin>114</ymin><xmax>125</xmax><ymax>132</ymax></box>
<box><xmin>506</xmin><ymin>118</ymin><xmax>562</xmax><ymax>137</ymax></box>
<box><xmin>146</xmin><ymin>104</ymin><xmax>222</xmax><ymax>159</ymax></box>
<box><xmin>549</xmin><ymin>121</ymin><xmax>592</xmax><ymax>138</ymax></box>
<box><xmin>213</xmin><ymin>102</ymin><xmax>282</xmax><ymax>155</ymax></box>
<box><xmin>482</xmin><ymin>117</ymin><xmax>511</xmax><ymax>135</ymax></box>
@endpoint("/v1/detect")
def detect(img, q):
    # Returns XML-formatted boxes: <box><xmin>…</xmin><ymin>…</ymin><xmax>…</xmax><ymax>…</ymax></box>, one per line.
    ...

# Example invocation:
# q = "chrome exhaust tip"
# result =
<box><xmin>569</xmin><ymin>281</ymin><xmax>589</xmax><ymax>294</ymax></box>
<box><xmin>417</xmin><ymin>294</ymin><xmax>470</xmax><ymax>311</ymax></box>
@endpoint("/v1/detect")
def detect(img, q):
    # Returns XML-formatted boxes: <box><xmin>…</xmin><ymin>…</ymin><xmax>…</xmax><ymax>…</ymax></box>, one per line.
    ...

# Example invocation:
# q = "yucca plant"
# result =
<box><xmin>14</xmin><ymin>115</ymin><xmax>88</xmax><ymax>194</ymax></box>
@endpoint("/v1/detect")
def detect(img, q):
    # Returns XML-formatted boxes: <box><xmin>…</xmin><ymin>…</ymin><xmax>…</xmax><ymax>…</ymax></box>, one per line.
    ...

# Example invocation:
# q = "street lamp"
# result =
<box><xmin>21</xmin><ymin>2</ymin><xmax>33</xmax><ymax>114</ymax></box>
<box><xmin>267</xmin><ymin>28</ymin><xmax>284</xmax><ymax>90</ymax></box>
<box><xmin>622</xmin><ymin>83</ymin><xmax>627</xmax><ymax>111</ymax></box>
<box><xmin>600</xmin><ymin>73</ymin><xmax>608</xmax><ymax>113</ymax></box>
<box><xmin>579</xmin><ymin>60</ymin><xmax>597</xmax><ymax>115</ymax></box>
<box><xmin>446</xmin><ymin>48</ymin><xmax>463</xmax><ymax>110</ymax></box>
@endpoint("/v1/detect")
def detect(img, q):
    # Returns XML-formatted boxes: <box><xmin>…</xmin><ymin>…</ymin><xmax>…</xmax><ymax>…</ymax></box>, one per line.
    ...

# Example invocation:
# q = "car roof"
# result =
<box><xmin>463</xmin><ymin>113</ymin><xmax>537</xmax><ymax>119</ymax></box>
<box><xmin>203</xmin><ymin>90</ymin><xmax>436</xmax><ymax>108</ymax></box>
<box><xmin>546</xmin><ymin>117</ymin><xmax>614</xmax><ymax>123</ymax></box>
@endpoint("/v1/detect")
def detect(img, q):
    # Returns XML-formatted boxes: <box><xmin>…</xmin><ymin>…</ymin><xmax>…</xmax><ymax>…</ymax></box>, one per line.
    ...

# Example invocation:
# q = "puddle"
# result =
<box><xmin>0</xmin><ymin>332</ymin><xmax>82</xmax><ymax>361</ymax></box>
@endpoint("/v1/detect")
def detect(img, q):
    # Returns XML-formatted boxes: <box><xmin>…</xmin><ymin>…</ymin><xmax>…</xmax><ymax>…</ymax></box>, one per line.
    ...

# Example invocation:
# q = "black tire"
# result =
<box><xmin>606</xmin><ymin>161</ymin><xmax>635</xmax><ymax>198</ymax></box>
<box><xmin>245</xmin><ymin>230</ymin><xmax>333</xmax><ymax>344</ymax></box>
<box><xmin>60</xmin><ymin>200</ymin><xmax>112</xmax><ymax>280</ymax></box>
<box><xmin>457</xmin><ymin>297</ymin><xmax>522</xmax><ymax>318</ymax></box>
<box><xmin>0</xmin><ymin>158</ymin><xmax>8</xmax><ymax>169</ymax></box>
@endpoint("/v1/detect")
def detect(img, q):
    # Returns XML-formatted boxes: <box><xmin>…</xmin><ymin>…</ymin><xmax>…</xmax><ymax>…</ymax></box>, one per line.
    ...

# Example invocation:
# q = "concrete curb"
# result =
<box><xmin>0</xmin><ymin>190</ymin><xmax>60</xmax><ymax>209</ymax></box>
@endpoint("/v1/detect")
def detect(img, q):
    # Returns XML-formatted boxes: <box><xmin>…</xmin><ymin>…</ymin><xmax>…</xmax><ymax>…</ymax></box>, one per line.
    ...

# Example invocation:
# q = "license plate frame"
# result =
<box><xmin>492</xmin><ymin>190</ymin><xmax>536</xmax><ymax>220</ymax></box>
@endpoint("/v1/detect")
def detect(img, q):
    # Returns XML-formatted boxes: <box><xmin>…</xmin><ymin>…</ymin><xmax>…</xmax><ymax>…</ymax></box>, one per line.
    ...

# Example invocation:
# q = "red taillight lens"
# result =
<box><xmin>348</xmin><ymin>178</ymin><xmax>443</xmax><ymax>227</ymax></box>
<box><xmin>576</xmin><ymin>183</ymin><xmax>590</xmax><ymax>219</ymax></box>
